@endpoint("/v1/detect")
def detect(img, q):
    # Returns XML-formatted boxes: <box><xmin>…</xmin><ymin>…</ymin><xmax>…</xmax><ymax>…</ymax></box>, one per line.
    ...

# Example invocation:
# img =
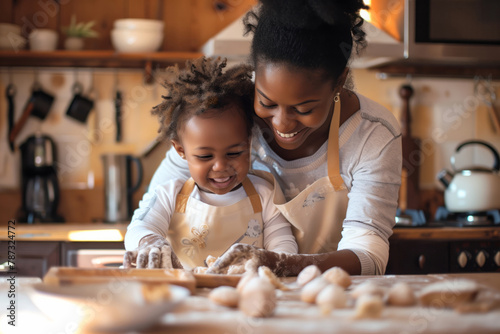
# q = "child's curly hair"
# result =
<box><xmin>152</xmin><ymin>57</ymin><xmax>255</xmax><ymax>142</ymax></box>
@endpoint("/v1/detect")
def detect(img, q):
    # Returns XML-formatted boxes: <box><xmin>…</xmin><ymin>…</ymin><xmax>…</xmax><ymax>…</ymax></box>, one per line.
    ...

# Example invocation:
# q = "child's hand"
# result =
<box><xmin>123</xmin><ymin>234</ymin><xmax>183</xmax><ymax>269</ymax></box>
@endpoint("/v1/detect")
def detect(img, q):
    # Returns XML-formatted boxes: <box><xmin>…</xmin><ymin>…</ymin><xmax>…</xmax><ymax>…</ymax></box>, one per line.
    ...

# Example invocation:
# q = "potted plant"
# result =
<box><xmin>62</xmin><ymin>15</ymin><xmax>99</xmax><ymax>50</ymax></box>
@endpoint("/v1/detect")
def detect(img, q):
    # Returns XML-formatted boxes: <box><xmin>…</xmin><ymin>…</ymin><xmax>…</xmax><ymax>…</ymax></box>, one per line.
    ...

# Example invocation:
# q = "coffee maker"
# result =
<box><xmin>18</xmin><ymin>133</ymin><xmax>64</xmax><ymax>223</ymax></box>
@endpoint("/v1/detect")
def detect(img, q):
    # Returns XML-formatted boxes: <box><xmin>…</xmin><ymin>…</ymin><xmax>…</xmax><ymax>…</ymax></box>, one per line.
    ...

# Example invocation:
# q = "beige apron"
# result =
<box><xmin>169</xmin><ymin>177</ymin><xmax>264</xmax><ymax>269</ymax></box>
<box><xmin>254</xmin><ymin>94</ymin><xmax>349</xmax><ymax>254</ymax></box>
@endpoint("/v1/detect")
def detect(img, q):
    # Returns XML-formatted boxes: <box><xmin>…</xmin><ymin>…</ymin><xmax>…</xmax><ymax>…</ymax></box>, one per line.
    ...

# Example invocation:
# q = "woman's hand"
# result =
<box><xmin>206</xmin><ymin>243</ymin><xmax>305</xmax><ymax>276</ymax></box>
<box><xmin>123</xmin><ymin>234</ymin><xmax>183</xmax><ymax>269</ymax></box>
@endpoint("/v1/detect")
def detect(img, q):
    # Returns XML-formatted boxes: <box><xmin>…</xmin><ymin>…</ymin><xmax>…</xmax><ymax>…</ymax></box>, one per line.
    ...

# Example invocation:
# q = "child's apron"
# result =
<box><xmin>169</xmin><ymin>177</ymin><xmax>264</xmax><ymax>269</ymax></box>
<box><xmin>254</xmin><ymin>94</ymin><xmax>349</xmax><ymax>254</ymax></box>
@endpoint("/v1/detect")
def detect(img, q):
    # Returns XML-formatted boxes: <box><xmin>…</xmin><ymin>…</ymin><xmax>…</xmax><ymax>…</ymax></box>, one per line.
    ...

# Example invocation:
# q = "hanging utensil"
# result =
<box><xmin>9</xmin><ymin>74</ymin><xmax>54</xmax><ymax>148</ymax></box>
<box><xmin>6</xmin><ymin>82</ymin><xmax>16</xmax><ymax>152</ymax></box>
<box><xmin>474</xmin><ymin>75</ymin><xmax>500</xmax><ymax>133</ymax></box>
<box><xmin>66</xmin><ymin>70</ymin><xmax>95</xmax><ymax>123</ymax></box>
<box><xmin>114</xmin><ymin>72</ymin><xmax>123</xmax><ymax>142</ymax></box>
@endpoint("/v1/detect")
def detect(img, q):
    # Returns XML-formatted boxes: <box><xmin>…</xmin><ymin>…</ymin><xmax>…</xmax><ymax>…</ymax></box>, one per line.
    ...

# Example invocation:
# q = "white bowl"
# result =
<box><xmin>0</xmin><ymin>34</ymin><xmax>27</xmax><ymax>50</ymax></box>
<box><xmin>114</xmin><ymin>19</ymin><xmax>164</xmax><ymax>32</ymax></box>
<box><xmin>0</xmin><ymin>23</ymin><xmax>21</xmax><ymax>36</ymax></box>
<box><xmin>26</xmin><ymin>281</ymin><xmax>189</xmax><ymax>332</ymax></box>
<box><xmin>29</xmin><ymin>29</ymin><xmax>58</xmax><ymax>51</ymax></box>
<box><xmin>111</xmin><ymin>28</ymin><xmax>163</xmax><ymax>53</ymax></box>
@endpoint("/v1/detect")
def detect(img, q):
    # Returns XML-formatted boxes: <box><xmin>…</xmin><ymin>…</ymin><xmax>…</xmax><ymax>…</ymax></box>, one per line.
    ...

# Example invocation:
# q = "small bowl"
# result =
<box><xmin>111</xmin><ymin>28</ymin><xmax>163</xmax><ymax>53</ymax></box>
<box><xmin>29</xmin><ymin>29</ymin><xmax>58</xmax><ymax>51</ymax></box>
<box><xmin>114</xmin><ymin>19</ymin><xmax>164</xmax><ymax>32</ymax></box>
<box><xmin>26</xmin><ymin>281</ymin><xmax>189</xmax><ymax>332</ymax></box>
<box><xmin>0</xmin><ymin>23</ymin><xmax>21</xmax><ymax>36</ymax></box>
<box><xmin>0</xmin><ymin>34</ymin><xmax>27</xmax><ymax>50</ymax></box>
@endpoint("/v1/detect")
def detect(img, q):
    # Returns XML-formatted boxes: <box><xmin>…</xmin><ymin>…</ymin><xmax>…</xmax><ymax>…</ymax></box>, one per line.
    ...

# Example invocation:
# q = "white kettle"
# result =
<box><xmin>437</xmin><ymin>140</ymin><xmax>500</xmax><ymax>213</ymax></box>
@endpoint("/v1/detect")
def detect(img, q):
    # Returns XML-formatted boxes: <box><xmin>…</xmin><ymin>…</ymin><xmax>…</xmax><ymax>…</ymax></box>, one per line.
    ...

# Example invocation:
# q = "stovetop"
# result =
<box><xmin>395</xmin><ymin>207</ymin><xmax>500</xmax><ymax>228</ymax></box>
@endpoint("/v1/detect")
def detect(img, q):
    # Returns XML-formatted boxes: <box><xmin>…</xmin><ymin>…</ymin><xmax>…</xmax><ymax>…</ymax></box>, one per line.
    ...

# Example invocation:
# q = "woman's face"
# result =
<box><xmin>254</xmin><ymin>63</ymin><xmax>336</xmax><ymax>153</ymax></box>
<box><xmin>172</xmin><ymin>107</ymin><xmax>251</xmax><ymax>195</ymax></box>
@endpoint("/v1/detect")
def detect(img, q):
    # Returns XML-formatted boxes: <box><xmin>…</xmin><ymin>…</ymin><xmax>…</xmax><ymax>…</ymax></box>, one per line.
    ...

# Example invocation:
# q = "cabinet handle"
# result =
<box><xmin>418</xmin><ymin>255</ymin><xmax>426</xmax><ymax>269</ymax></box>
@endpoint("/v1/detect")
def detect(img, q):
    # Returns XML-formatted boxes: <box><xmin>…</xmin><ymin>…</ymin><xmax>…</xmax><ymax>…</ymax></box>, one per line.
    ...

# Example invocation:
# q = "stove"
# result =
<box><xmin>395</xmin><ymin>207</ymin><xmax>500</xmax><ymax>228</ymax></box>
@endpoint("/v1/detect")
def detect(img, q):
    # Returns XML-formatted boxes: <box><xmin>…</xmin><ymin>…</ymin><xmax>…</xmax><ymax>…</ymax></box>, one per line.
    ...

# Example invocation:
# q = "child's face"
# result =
<box><xmin>172</xmin><ymin>107</ymin><xmax>251</xmax><ymax>195</ymax></box>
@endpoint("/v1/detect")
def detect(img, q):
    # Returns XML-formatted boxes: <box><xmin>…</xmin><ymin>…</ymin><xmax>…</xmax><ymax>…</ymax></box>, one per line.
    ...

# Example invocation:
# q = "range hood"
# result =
<box><xmin>202</xmin><ymin>0</ymin><xmax>500</xmax><ymax>68</ymax></box>
<box><xmin>201</xmin><ymin>9</ymin><xmax>403</xmax><ymax>68</ymax></box>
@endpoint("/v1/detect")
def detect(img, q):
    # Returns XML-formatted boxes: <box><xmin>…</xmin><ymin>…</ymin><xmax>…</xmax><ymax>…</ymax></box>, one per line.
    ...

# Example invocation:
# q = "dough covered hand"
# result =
<box><xmin>123</xmin><ymin>234</ymin><xmax>183</xmax><ymax>269</ymax></box>
<box><xmin>206</xmin><ymin>243</ymin><xmax>303</xmax><ymax>276</ymax></box>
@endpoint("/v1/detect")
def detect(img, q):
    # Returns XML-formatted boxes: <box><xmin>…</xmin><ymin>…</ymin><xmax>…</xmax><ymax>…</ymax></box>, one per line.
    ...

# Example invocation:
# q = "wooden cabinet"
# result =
<box><xmin>0</xmin><ymin>241</ymin><xmax>60</xmax><ymax>278</ymax></box>
<box><xmin>0</xmin><ymin>240</ymin><xmax>124</xmax><ymax>278</ymax></box>
<box><xmin>386</xmin><ymin>239</ymin><xmax>449</xmax><ymax>275</ymax></box>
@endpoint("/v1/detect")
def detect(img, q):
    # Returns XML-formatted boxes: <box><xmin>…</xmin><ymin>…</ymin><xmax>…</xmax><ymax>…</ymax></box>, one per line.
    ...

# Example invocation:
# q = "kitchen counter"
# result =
<box><xmin>2</xmin><ymin>223</ymin><xmax>499</xmax><ymax>242</ymax></box>
<box><xmin>0</xmin><ymin>223</ymin><xmax>128</xmax><ymax>242</ymax></box>
<box><xmin>391</xmin><ymin>225</ymin><xmax>500</xmax><ymax>240</ymax></box>
<box><xmin>3</xmin><ymin>272</ymin><xmax>500</xmax><ymax>334</ymax></box>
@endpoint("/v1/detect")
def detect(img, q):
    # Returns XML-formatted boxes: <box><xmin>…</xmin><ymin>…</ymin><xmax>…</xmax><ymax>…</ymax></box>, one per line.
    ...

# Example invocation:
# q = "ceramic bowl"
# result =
<box><xmin>114</xmin><ymin>19</ymin><xmax>164</xmax><ymax>32</ymax></box>
<box><xmin>0</xmin><ymin>34</ymin><xmax>27</xmax><ymax>50</ymax></box>
<box><xmin>111</xmin><ymin>28</ymin><xmax>163</xmax><ymax>52</ymax></box>
<box><xmin>26</xmin><ymin>281</ymin><xmax>189</xmax><ymax>332</ymax></box>
<box><xmin>29</xmin><ymin>29</ymin><xmax>58</xmax><ymax>51</ymax></box>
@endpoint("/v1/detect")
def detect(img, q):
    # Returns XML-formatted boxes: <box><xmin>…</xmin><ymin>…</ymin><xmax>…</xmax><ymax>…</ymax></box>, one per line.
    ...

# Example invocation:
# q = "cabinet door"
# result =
<box><xmin>61</xmin><ymin>241</ymin><xmax>125</xmax><ymax>267</ymax></box>
<box><xmin>386</xmin><ymin>239</ymin><xmax>449</xmax><ymax>275</ymax></box>
<box><xmin>0</xmin><ymin>241</ymin><xmax>60</xmax><ymax>278</ymax></box>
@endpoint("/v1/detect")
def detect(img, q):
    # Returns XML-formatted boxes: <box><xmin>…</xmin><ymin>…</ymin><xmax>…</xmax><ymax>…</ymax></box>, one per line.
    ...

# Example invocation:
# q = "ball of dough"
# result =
<box><xmin>386</xmin><ymin>282</ymin><xmax>416</xmax><ymax>306</ymax></box>
<box><xmin>258</xmin><ymin>266</ymin><xmax>289</xmax><ymax>291</ymax></box>
<box><xmin>418</xmin><ymin>279</ymin><xmax>479</xmax><ymax>308</ymax></box>
<box><xmin>350</xmin><ymin>281</ymin><xmax>385</xmax><ymax>299</ymax></box>
<box><xmin>301</xmin><ymin>277</ymin><xmax>329</xmax><ymax>304</ymax></box>
<box><xmin>316</xmin><ymin>284</ymin><xmax>347</xmax><ymax>315</ymax></box>
<box><xmin>209</xmin><ymin>286</ymin><xmax>239</xmax><ymax>308</ymax></box>
<box><xmin>193</xmin><ymin>266</ymin><xmax>208</xmax><ymax>274</ymax></box>
<box><xmin>296</xmin><ymin>265</ymin><xmax>322</xmax><ymax>287</ymax></box>
<box><xmin>237</xmin><ymin>271</ymin><xmax>258</xmax><ymax>293</ymax></box>
<box><xmin>353</xmin><ymin>294</ymin><xmax>384</xmax><ymax>319</ymax></box>
<box><xmin>205</xmin><ymin>255</ymin><xmax>217</xmax><ymax>267</ymax></box>
<box><xmin>321</xmin><ymin>267</ymin><xmax>351</xmax><ymax>289</ymax></box>
<box><xmin>239</xmin><ymin>277</ymin><xmax>276</xmax><ymax>317</ymax></box>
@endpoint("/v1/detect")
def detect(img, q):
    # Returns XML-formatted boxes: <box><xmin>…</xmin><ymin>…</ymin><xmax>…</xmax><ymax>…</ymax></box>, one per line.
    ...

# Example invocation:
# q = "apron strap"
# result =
<box><xmin>175</xmin><ymin>178</ymin><xmax>196</xmax><ymax>213</ymax></box>
<box><xmin>174</xmin><ymin>177</ymin><xmax>262</xmax><ymax>214</ymax></box>
<box><xmin>242</xmin><ymin>177</ymin><xmax>262</xmax><ymax>213</ymax></box>
<box><xmin>327</xmin><ymin>94</ymin><xmax>347</xmax><ymax>191</ymax></box>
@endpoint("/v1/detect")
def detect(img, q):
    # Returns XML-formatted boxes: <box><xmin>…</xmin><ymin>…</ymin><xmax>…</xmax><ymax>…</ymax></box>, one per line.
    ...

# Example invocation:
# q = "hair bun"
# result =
<box><xmin>259</xmin><ymin>0</ymin><xmax>366</xmax><ymax>29</ymax></box>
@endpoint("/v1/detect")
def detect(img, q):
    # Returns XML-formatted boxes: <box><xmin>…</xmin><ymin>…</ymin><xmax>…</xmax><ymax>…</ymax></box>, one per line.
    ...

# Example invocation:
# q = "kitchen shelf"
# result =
<box><xmin>0</xmin><ymin>50</ymin><xmax>204</xmax><ymax>83</ymax></box>
<box><xmin>371</xmin><ymin>61</ymin><xmax>500</xmax><ymax>79</ymax></box>
<box><xmin>0</xmin><ymin>50</ymin><xmax>203</xmax><ymax>68</ymax></box>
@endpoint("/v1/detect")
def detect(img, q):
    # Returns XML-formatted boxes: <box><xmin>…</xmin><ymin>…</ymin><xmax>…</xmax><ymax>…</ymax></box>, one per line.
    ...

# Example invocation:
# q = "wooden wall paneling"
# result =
<box><xmin>12</xmin><ymin>0</ymin><xmax>59</xmax><ymax>38</ymax></box>
<box><xmin>162</xmin><ymin>0</ymin><xmax>256</xmax><ymax>52</ymax></box>
<box><xmin>0</xmin><ymin>0</ymin><xmax>13</xmax><ymax>23</ymax></box>
<box><xmin>126</xmin><ymin>0</ymin><xmax>162</xmax><ymax>20</ymax></box>
<box><xmin>59</xmin><ymin>0</ymin><xmax>129</xmax><ymax>50</ymax></box>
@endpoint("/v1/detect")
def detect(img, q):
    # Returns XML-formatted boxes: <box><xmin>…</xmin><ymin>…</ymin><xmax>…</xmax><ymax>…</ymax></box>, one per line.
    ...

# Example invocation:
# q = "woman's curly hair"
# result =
<box><xmin>244</xmin><ymin>0</ymin><xmax>369</xmax><ymax>83</ymax></box>
<box><xmin>152</xmin><ymin>57</ymin><xmax>254</xmax><ymax>141</ymax></box>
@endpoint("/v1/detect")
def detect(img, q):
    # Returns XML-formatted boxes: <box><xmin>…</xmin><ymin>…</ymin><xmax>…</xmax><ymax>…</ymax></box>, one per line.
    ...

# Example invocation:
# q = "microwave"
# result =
<box><xmin>364</xmin><ymin>0</ymin><xmax>500</xmax><ymax>65</ymax></box>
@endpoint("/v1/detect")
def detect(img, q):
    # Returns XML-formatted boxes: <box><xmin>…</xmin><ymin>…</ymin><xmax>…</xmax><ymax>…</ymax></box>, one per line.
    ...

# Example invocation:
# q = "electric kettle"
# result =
<box><xmin>437</xmin><ymin>140</ymin><xmax>500</xmax><ymax>213</ymax></box>
<box><xmin>101</xmin><ymin>154</ymin><xmax>143</xmax><ymax>222</ymax></box>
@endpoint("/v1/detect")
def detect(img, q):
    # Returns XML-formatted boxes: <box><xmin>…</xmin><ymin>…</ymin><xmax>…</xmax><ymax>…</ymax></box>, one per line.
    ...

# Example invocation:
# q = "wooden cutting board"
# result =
<box><xmin>43</xmin><ymin>267</ymin><xmax>242</xmax><ymax>292</ymax></box>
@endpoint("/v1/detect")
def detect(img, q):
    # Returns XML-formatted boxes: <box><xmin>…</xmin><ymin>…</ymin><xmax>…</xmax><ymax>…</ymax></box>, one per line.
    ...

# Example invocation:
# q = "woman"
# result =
<box><xmin>129</xmin><ymin>0</ymin><xmax>402</xmax><ymax>276</ymax></box>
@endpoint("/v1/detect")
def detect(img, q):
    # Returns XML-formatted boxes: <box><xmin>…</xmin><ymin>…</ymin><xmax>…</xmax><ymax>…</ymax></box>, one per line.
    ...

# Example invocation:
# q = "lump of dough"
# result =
<box><xmin>386</xmin><ymin>282</ymin><xmax>416</xmax><ymax>306</ymax></box>
<box><xmin>239</xmin><ymin>277</ymin><xmax>276</xmax><ymax>317</ymax></box>
<box><xmin>237</xmin><ymin>271</ymin><xmax>258</xmax><ymax>293</ymax></box>
<box><xmin>350</xmin><ymin>281</ymin><xmax>385</xmax><ymax>299</ymax></box>
<box><xmin>316</xmin><ymin>284</ymin><xmax>347</xmax><ymax>315</ymax></box>
<box><xmin>258</xmin><ymin>266</ymin><xmax>289</xmax><ymax>291</ymax></box>
<box><xmin>419</xmin><ymin>279</ymin><xmax>479</xmax><ymax>308</ymax></box>
<box><xmin>141</xmin><ymin>283</ymin><xmax>171</xmax><ymax>303</ymax></box>
<box><xmin>296</xmin><ymin>265</ymin><xmax>322</xmax><ymax>287</ymax></box>
<box><xmin>353</xmin><ymin>294</ymin><xmax>384</xmax><ymax>319</ymax></box>
<box><xmin>321</xmin><ymin>267</ymin><xmax>351</xmax><ymax>289</ymax></box>
<box><xmin>193</xmin><ymin>266</ymin><xmax>208</xmax><ymax>274</ymax></box>
<box><xmin>301</xmin><ymin>277</ymin><xmax>329</xmax><ymax>304</ymax></box>
<box><xmin>205</xmin><ymin>255</ymin><xmax>217</xmax><ymax>267</ymax></box>
<box><xmin>209</xmin><ymin>286</ymin><xmax>239</xmax><ymax>308</ymax></box>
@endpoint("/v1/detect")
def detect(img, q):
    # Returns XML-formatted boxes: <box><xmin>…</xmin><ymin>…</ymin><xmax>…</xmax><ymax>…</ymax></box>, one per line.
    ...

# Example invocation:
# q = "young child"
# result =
<box><xmin>123</xmin><ymin>57</ymin><xmax>297</xmax><ymax>270</ymax></box>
